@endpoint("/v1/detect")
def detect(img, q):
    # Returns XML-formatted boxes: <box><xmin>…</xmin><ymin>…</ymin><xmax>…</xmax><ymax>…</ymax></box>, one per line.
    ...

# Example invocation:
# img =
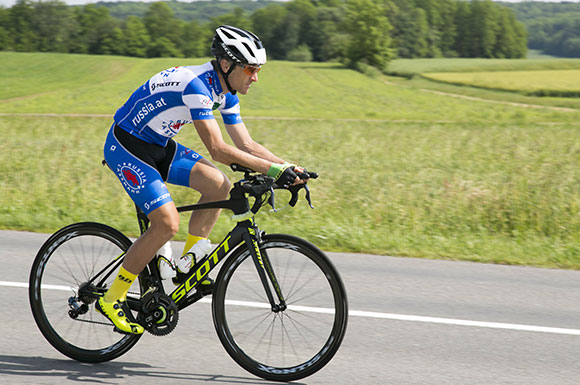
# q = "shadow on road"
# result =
<box><xmin>0</xmin><ymin>354</ymin><xmax>304</xmax><ymax>384</ymax></box>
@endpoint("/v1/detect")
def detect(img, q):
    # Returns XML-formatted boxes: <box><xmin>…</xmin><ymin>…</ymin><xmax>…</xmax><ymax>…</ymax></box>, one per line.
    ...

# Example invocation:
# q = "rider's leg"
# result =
<box><xmin>186</xmin><ymin>158</ymin><xmax>231</xmax><ymax>243</ymax></box>
<box><xmin>97</xmin><ymin>202</ymin><xmax>179</xmax><ymax>334</ymax></box>
<box><xmin>105</xmin><ymin>202</ymin><xmax>179</xmax><ymax>300</ymax></box>
<box><xmin>101</xmin><ymin>127</ymin><xmax>185</xmax><ymax>332</ymax></box>
<box><xmin>122</xmin><ymin>202</ymin><xmax>180</xmax><ymax>274</ymax></box>
<box><xmin>175</xmin><ymin>159</ymin><xmax>230</xmax><ymax>277</ymax></box>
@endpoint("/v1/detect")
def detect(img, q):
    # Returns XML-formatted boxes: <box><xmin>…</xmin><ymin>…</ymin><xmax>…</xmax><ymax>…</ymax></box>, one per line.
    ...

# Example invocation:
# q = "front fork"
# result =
<box><xmin>242</xmin><ymin>226</ymin><xmax>287</xmax><ymax>312</ymax></box>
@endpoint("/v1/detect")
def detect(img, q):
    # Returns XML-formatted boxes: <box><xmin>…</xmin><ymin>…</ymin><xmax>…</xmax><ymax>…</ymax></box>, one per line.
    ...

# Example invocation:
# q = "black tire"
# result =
<box><xmin>212</xmin><ymin>234</ymin><xmax>348</xmax><ymax>382</ymax></box>
<box><xmin>29</xmin><ymin>222</ymin><xmax>143</xmax><ymax>362</ymax></box>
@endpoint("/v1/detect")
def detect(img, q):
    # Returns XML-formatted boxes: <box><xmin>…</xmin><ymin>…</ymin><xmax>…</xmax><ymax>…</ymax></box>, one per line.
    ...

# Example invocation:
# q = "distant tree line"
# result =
<box><xmin>0</xmin><ymin>0</ymin><xmax>527</xmax><ymax>71</ymax></box>
<box><xmin>501</xmin><ymin>1</ymin><xmax>580</xmax><ymax>58</ymax></box>
<box><xmin>99</xmin><ymin>0</ymin><xmax>281</xmax><ymax>22</ymax></box>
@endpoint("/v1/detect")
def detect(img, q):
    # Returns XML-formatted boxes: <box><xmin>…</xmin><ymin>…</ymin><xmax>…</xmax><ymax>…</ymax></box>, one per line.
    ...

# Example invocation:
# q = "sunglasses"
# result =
<box><xmin>240</xmin><ymin>64</ymin><xmax>261</xmax><ymax>76</ymax></box>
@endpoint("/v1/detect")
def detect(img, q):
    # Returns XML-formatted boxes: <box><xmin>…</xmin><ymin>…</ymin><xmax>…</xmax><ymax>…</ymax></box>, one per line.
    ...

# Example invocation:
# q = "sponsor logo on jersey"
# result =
<box><xmin>161</xmin><ymin>119</ymin><xmax>189</xmax><ymax>136</ymax></box>
<box><xmin>200</xmin><ymin>96</ymin><xmax>212</xmax><ymax>107</ymax></box>
<box><xmin>131</xmin><ymin>97</ymin><xmax>168</xmax><ymax>126</ymax></box>
<box><xmin>117</xmin><ymin>163</ymin><xmax>147</xmax><ymax>193</ymax></box>
<box><xmin>151</xmin><ymin>81</ymin><xmax>181</xmax><ymax>92</ymax></box>
<box><xmin>205</xmin><ymin>72</ymin><xmax>214</xmax><ymax>87</ymax></box>
<box><xmin>180</xmin><ymin>148</ymin><xmax>200</xmax><ymax>159</ymax></box>
<box><xmin>144</xmin><ymin>193</ymin><xmax>171</xmax><ymax>211</ymax></box>
<box><xmin>160</xmin><ymin>67</ymin><xmax>180</xmax><ymax>78</ymax></box>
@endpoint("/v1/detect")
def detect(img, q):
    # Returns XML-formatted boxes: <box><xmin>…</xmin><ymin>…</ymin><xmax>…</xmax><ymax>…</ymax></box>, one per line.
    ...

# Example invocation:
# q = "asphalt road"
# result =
<box><xmin>1</xmin><ymin>230</ymin><xmax>579</xmax><ymax>385</ymax></box>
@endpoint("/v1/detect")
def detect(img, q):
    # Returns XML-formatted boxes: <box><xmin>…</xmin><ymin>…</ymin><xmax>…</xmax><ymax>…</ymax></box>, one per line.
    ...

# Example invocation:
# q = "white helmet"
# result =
<box><xmin>211</xmin><ymin>25</ymin><xmax>267</xmax><ymax>66</ymax></box>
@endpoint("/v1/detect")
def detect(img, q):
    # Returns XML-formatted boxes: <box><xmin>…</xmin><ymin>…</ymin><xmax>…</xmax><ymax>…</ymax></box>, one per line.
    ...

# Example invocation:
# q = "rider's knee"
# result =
<box><xmin>199</xmin><ymin>170</ymin><xmax>231</xmax><ymax>200</ymax></box>
<box><xmin>166</xmin><ymin>220</ymin><xmax>180</xmax><ymax>238</ymax></box>
<box><xmin>158</xmin><ymin>221</ymin><xmax>179</xmax><ymax>241</ymax></box>
<box><xmin>216</xmin><ymin>173</ymin><xmax>231</xmax><ymax>198</ymax></box>
<box><xmin>150</xmin><ymin>211</ymin><xmax>180</xmax><ymax>240</ymax></box>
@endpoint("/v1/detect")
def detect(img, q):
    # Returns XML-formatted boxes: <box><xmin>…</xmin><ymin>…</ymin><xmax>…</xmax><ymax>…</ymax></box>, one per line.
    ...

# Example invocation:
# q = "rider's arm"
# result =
<box><xmin>226</xmin><ymin>122</ymin><xmax>307</xmax><ymax>180</ymax></box>
<box><xmin>225</xmin><ymin>122</ymin><xmax>286</xmax><ymax>164</ymax></box>
<box><xmin>218</xmin><ymin>93</ymin><xmax>300</xmax><ymax>172</ymax></box>
<box><xmin>225</xmin><ymin>122</ymin><xmax>305</xmax><ymax>185</ymax></box>
<box><xmin>193</xmin><ymin>119</ymin><xmax>273</xmax><ymax>174</ymax></box>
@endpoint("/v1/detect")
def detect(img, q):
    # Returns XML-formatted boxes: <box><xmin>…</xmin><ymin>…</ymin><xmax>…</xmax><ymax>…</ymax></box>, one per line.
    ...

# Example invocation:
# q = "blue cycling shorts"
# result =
<box><xmin>104</xmin><ymin>124</ymin><xmax>203</xmax><ymax>215</ymax></box>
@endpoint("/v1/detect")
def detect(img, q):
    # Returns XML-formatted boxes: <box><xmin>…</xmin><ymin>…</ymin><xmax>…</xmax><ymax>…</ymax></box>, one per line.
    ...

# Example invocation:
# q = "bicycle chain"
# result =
<box><xmin>71</xmin><ymin>289</ymin><xmax>179</xmax><ymax>335</ymax></box>
<box><xmin>73</xmin><ymin>317</ymin><xmax>115</xmax><ymax>327</ymax></box>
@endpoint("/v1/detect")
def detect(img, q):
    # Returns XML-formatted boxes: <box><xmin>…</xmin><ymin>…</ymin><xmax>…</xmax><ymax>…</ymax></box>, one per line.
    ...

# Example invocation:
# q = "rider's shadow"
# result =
<box><xmin>0</xmin><ymin>355</ymin><xmax>306</xmax><ymax>384</ymax></box>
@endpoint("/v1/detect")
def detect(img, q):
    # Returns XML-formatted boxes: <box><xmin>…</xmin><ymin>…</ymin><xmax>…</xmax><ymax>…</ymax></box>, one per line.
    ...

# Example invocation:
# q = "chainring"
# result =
<box><xmin>138</xmin><ymin>292</ymin><xmax>179</xmax><ymax>336</ymax></box>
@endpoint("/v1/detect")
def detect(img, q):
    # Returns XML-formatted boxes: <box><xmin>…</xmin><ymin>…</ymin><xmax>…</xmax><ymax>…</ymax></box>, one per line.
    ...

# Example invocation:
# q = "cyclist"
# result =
<box><xmin>98</xmin><ymin>25</ymin><xmax>307</xmax><ymax>334</ymax></box>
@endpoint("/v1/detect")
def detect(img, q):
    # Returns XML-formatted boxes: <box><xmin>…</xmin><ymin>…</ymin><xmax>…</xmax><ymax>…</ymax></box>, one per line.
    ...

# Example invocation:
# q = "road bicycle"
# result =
<box><xmin>29</xmin><ymin>164</ymin><xmax>348</xmax><ymax>382</ymax></box>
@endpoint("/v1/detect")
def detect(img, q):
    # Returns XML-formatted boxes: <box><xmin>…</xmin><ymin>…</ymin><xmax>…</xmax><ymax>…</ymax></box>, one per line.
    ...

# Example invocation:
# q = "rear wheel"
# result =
<box><xmin>29</xmin><ymin>222</ymin><xmax>144</xmax><ymax>362</ymax></box>
<box><xmin>212</xmin><ymin>234</ymin><xmax>348</xmax><ymax>382</ymax></box>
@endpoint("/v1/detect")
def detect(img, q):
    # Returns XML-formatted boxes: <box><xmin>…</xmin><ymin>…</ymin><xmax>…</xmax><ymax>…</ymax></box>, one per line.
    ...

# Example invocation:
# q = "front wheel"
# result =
<box><xmin>212</xmin><ymin>234</ymin><xmax>348</xmax><ymax>382</ymax></box>
<box><xmin>29</xmin><ymin>222</ymin><xmax>144</xmax><ymax>362</ymax></box>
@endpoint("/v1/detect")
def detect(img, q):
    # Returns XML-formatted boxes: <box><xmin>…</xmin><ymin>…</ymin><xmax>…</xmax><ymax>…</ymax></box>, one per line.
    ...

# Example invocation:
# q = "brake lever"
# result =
<box><xmin>304</xmin><ymin>184</ymin><xmax>314</xmax><ymax>209</ymax></box>
<box><xmin>268</xmin><ymin>170</ymin><xmax>317</xmax><ymax>210</ymax></box>
<box><xmin>287</xmin><ymin>183</ymin><xmax>314</xmax><ymax>208</ymax></box>
<box><xmin>268</xmin><ymin>186</ymin><xmax>276</xmax><ymax>211</ymax></box>
<box><xmin>288</xmin><ymin>185</ymin><xmax>301</xmax><ymax>207</ymax></box>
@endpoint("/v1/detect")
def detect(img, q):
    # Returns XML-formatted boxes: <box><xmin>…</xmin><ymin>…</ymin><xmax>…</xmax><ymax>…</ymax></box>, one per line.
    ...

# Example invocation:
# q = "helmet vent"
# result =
<box><xmin>222</xmin><ymin>30</ymin><xmax>236</xmax><ymax>40</ymax></box>
<box><xmin>242</xmin><ymin>43</ymin><xmax>253</xmax><ymax>58</ymax></box>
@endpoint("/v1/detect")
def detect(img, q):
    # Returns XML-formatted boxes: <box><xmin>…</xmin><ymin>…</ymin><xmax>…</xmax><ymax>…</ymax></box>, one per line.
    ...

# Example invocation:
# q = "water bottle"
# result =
<box><xmin>157</xmin><ymin>241</ymin><xmax>176</xmax><ymax>279</ymax></box>
<box><xmin>176</xmin><ymin>239</ymin><xmax>212</xmax><ymax>274</ymax></box>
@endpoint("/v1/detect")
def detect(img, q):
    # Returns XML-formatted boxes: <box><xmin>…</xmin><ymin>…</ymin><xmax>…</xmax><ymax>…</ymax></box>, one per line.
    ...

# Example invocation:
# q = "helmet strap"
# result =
<box><xmin>212</xmin><ymin>58</ymin><xmax>237</xmax><ymax>95</ymax></box>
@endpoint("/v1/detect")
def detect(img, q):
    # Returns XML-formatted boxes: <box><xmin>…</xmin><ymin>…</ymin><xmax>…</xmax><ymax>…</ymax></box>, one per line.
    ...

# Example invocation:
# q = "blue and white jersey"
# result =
<box><xmin>114</xmin><ymin>62</ymin><xmax>242</xmax><ymax>147</ymax></box>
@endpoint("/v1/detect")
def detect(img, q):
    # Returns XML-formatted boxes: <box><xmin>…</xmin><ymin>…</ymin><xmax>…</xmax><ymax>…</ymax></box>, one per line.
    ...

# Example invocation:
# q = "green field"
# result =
<box><xmin>2</xmin><ymin>52</ymin><xmax>580</xmax><ymax>269</ymax></box>
<box><xmin>387</xmin><ymin>57</ymin><xmax>580</xmax><ymax>76</ymax></box>
<box><xmin>423</xmin><ymin>70</ymin><xmax>580</xmax><ymax>96</ymax></box>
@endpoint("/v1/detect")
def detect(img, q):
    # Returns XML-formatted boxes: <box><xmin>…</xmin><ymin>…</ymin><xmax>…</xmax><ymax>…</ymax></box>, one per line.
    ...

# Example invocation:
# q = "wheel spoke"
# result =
<box><xmin>213</xmin><ymin>236</ymin><xmax>348</xmax><ymax>381</ymax></box>
<box><xmin>281</xmin><ymin>311</ymin><xmax>319</xmax><ymax>347</ymax></box>
<box><xmin>29</xmin><ymin>223</ymin><xmax>141</xmax><ymax>362</ymax></box>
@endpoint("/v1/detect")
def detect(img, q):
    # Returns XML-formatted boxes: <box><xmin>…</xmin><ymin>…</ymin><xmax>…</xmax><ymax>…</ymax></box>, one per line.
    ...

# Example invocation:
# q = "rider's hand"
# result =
<box><xmin>268</xmin><ymin>163</ymin><xmax>299</xmax><ymax>188</ymax></box>
<box><xmin>292</xmin><ymin>165</ymin><xmax>308</xmax><ymax>185</ymax></box>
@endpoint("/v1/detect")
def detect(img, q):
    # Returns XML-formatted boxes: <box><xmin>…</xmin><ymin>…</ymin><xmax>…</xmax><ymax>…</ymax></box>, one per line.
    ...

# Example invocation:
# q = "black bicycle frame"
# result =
<box><xmin>135</xmin><ymin>195</ymin><xmax>286</xmax><ymax>312</ymax></box>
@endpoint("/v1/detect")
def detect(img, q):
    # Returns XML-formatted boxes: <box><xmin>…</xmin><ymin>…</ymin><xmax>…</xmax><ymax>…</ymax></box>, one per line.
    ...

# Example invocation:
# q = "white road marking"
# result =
<box><xmin>6</xmin><ymin>280</ymin><xmax>579</xmax><ymax>336</ymax></box>
<box><xmin>347</xmin><ymin>309</ymin><xmax>580</xmax><ymax>336</ymax></box>
<box><xmin>1</xmin><ymin>281</ymin><xmax>30</xmax><ymax>289</ymax></box>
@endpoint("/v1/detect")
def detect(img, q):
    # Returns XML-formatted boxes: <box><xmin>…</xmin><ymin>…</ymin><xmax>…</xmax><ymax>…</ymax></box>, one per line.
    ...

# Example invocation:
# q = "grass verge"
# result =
<box><xmin>2</xmin><ymin>116</ymin><xmax>580</xmax><ymax>269</ymax></box>
<box><xmin>2</xmin><ymin>52</ymin><xmax>580</xmax><ymax>269</ymax></box>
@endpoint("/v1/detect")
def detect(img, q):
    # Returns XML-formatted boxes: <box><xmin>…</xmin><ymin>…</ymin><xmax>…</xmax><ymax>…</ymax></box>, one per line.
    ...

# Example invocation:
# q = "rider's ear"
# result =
<box><xmin>220</xmin><ymin>58</ymin><xmax>232</xmax><ymax>73</ymax></box>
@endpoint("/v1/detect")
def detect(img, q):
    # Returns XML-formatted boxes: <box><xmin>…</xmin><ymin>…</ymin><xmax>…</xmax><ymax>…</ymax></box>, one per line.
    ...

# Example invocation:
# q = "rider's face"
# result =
<box><xmin>225</xmin><ymin>62</ymin><xmax>260</xmax><ymax>95</ymax></box>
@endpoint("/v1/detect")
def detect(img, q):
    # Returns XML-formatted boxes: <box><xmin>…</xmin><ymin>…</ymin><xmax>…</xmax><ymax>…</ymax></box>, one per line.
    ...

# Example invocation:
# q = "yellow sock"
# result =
<box><xmin>182</xmin><ymin>234</ymin><xmax>206</xmax><ymax>256</ymax></box>
<box><xmin>104</xmin><ymin>266</ymin><xmax>137</xmax><ymax>303</ymax></box>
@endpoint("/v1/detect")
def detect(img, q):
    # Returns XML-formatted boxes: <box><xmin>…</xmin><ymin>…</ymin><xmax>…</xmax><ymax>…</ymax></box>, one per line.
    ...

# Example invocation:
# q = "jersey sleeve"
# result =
<box><xmin>219</xmin><ymin>93</ymin><xmax>243</xmax><ymax>125</ymax></box>
<box><xmin>182</xmin><ymin>77</ymin><xmax>215</xmax><ymax>121</ymax></box>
